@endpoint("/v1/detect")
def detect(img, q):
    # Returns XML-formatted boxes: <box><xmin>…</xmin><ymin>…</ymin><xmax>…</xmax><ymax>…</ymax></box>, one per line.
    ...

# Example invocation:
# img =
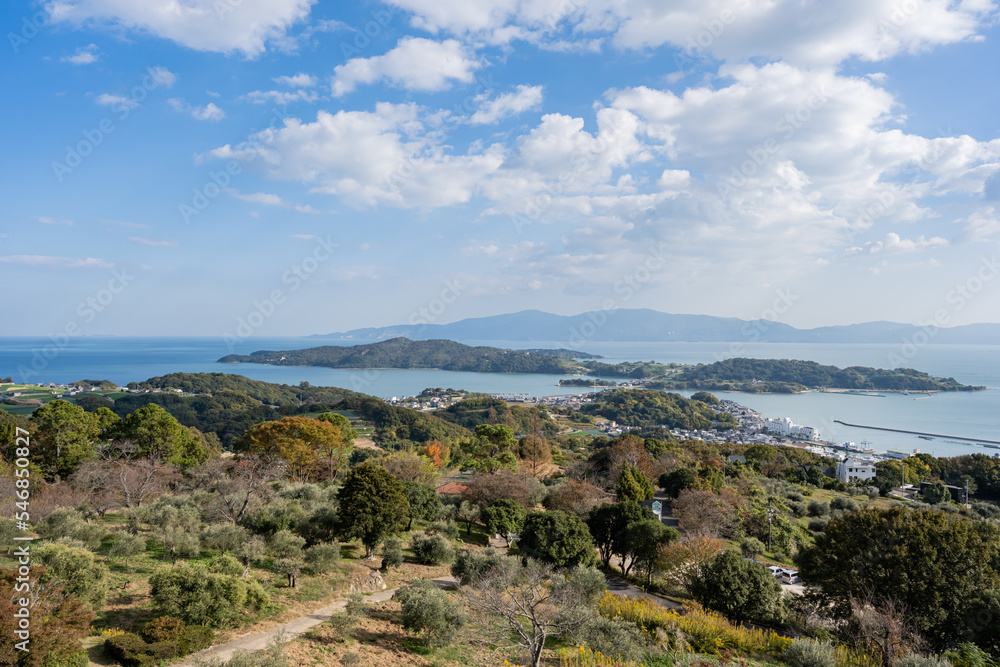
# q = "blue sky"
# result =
<box><xmin>3</xmin><ymin>0</ymin><xmax>1000</xmax><ymax>337</ymax></box>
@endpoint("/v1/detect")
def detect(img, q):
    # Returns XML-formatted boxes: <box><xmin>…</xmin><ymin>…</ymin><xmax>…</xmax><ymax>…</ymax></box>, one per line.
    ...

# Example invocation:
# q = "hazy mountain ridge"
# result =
<box><xmin>310</xmin><ymin>309</ymin><xmax>1000</xmax><ymax>344</ymax></box>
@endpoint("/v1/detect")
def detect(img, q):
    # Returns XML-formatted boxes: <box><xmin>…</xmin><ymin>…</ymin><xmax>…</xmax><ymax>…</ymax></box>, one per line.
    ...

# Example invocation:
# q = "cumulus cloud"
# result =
<box><xmin>331</xmin><ymin>37</ymin><xmax>479</xmax><ymax>96</ymax></box>
<box><xmin>385</xmin><ymin>0</ymin><xmax>994</xmax><ymax>66</ymax></box>
<box><xmin>242</xmin><ymin>89</ymin><xmax>318</xmax><ymax>105</ymax></box>
<box><xmin>468</xmin><ymin>84</ymin><xmax>543</xmax><ymax>124</ymax></box>
<box><xmin>45</xmin><ymin>0</ymin><xmax>313</xmax><ymax>57</ymax></box>
<box><xmin>168</xmin><ymin>98</ymin><xmax>226</xmax><ymax>121</ymax></box>
<box><xmin>62</xmin><ymin>43</ymin><xmax>98</xmax><ymax>64</ymax></box>
<box><xmin>274</xmin><ymin>73</ymin><xmax>317</xmax><ymax>87</ymax></box>
<box><xmin>226</xmin><ymin>189</ymin><xmax>320</xmax><ymax>213</ymax></box>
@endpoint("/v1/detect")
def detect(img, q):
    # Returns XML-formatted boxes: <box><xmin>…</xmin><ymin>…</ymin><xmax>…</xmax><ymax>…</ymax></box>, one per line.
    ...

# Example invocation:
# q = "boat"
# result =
<box><xmin>918</xmin><ymin>435</ymin><xmax>934</xmax><ymax>441</ymax></box>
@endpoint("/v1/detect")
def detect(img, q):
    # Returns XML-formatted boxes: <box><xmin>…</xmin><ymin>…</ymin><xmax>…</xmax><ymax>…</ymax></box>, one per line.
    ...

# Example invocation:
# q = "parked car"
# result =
<box><xmin>780</xmin><ymin>570</ymin><xmax>801</xmax><ymax>584</ymax></box>
<box><xmin>767</xmin><ymin>565</ymin><xmax>784</xmax><ymax>578</ymax></box>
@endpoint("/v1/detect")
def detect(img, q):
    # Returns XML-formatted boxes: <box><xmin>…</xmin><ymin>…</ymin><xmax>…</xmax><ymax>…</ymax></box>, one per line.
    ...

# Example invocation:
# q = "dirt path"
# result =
<box><xmin>168</xmin><ymin>577</ymin><xmax>458</xmax><ymax>667</ymax></box>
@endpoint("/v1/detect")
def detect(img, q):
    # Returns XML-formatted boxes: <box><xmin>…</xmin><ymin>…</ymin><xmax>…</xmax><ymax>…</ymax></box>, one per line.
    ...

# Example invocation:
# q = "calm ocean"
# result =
<box><xmin>1</xmin><ymin>336</ymin><xmax>998</xmax><ymax>459</ymax></box>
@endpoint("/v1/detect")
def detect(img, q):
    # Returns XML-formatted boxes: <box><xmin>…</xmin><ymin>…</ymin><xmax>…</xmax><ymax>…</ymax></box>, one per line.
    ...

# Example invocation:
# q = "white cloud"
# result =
<box><xmin>226</xmin><ymin>189</ymin><xmax>319</xmax><ymax>213</ymax></box>
<box><xmin>960</xmin><ymin>207</ymin><xmax>1000</xmax><ymax>243</ymax></box>
<box><xmin>32</xmin><ymin>215</ymin><xmax>73</xmax><ymax>225</ymax></box>
<box><xmin>274</xmin><ymin>73</ymin><xmax>317</xmax><ymax>87</ymax></box>
<box><xmin>0</xmin><ymin>255</ymin><xmax>113</xmax><ymax>269</ymax></box>
<box><xmin>62</xmin><ymin>43</ymin><xmax>98</xmax><ymax>64</ymax></box>
<box><xmin>468</xmin><ymin>84</ymin><xmax>543</xmax><ymax>124</ymax></box>
<box><xmin>95</xmin><ymin>93</ymin><xmax>139</xmax><ymax>109</ymax></box>
<box><xmin>866</xmin><ymin>232</ymin><xmax>949</xmax><ymax>254</ymax></box>
<box><xmin>147</xmin><ymin>66</ymin><xmax>177</xmax><ymax>88</ymax></box>
<box><xmin>385</xmin><ymin>0</ymin><xmax>995</xmax><ymax>66</ymax></box>
<box><xmin>242</xmin><ymin>89</ymin><xmax>318</xmax><ymax>105</ymax></box>
<box><xmin>331</xmin><ymin>37</ymin><xmax>479</xmax><ymax>96</ymax></box>
<box><xmin>168</xmin><ymin>98</ymin><xmax>226</xmax><ymax>121</ymax></box>
<box><xmin>129</xmin><ymin>237</ymin><xmax>177</xmax><ymax>247</ymax></box>
<box><xmin>45</xmin><ymin>0</ymin><xmax>313</xmax><ymax>57</ymax></box>
<box><xmin>212</xmin><ymin>103</ymin><xmax>504</xmax><ymax>208</ymax></box>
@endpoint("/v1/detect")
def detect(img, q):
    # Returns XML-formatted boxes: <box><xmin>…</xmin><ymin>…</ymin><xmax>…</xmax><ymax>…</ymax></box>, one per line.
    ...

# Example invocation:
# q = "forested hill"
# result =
<box><xmin>649</xmin><ymin>358</ymin><xmax>983</xmax><ymax>392</ymax></box>
<box><xmin>116</xmin><ymin>372</ymin><xmax>470</xmax><ymax>446</ymax></box>
<box><xmin>218</xmin><ymin>338</ymin><xmax>591</xmax><ymax>373</ymax></box>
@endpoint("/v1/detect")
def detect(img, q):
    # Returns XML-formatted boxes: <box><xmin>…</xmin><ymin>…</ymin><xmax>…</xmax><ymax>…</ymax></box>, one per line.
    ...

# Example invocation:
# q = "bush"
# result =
<box><xmin>35</xmin><ymin>542</ymin><xmax>109</xmax><ymax>610</ymax></box>
<box><xmin>410</xmin><ymin>532</ymin><xmax>453</xmax><ymax>565</ymax></box>
<box><xmin>830</xmin><ymin>496</ymin><xmax>858</xmax><ymax>512</ymax></box>
<box><xmin>208</xmin><ymin>554</ymin><xmax>244</xmax><ymax>577</ymax></box>
<box><xmin>898</xmin><ymin>655</ymin><xmax>952</xmax><ymax>667</ymax></box>
<box><xmin>267</xmin><ymin>529</ymin><xmax>305</xmax><ymax>559</ymax></box>
<box><xmin>788</xmin><ymin>501</ymin><xmax>808</xmax><ymax>518</ymax></box>
<box><xmin>787</xmin><ymin>492</ymin><xmax>805</xmax><ymax>502</ymax></box>
<box><xmin>201</xmin><ymin>524</ymin><xmax>249</xmax><ymax>554</ymax></box>
<box><xmin>581</xmin><ymin>615</ymin><xmax>648</xmax><ymax>664</ymax></box>
<box><xmin>429</xmin><ymin>518</ymin><xmax>460</xmax><ymax>539</ymax></box>
<box><xmin>451</xmin><ymin>547</ymin><xmax>505</xmax><ymax>585</ymax></box>
<box><xmin>740</xmin><ymin>537</ymin><xmax>765</xmax><ymax>559</ymax></box>
<box><xmin>143</xmin><ymin>616</ymin><xmax>186</xmax><ymax>643</ymax></box>
<box><xmin>807</xmin><ymin>500</ymin><xmax>830</xmax><ymax>517</ymax></box>
<box><xmin>105</xmin><ymin>633</ymin><xmax>154</xmax><ymax>667</ymax></box>
<box><xmin>807</xmin><ymin>517</ymin><xmax>829</xmax><ymax>533</ymax></box>
<box><xmin>304</xmin><ymin>542</ymin><xmax>341</xmax><ymax>573</ymax></box>
<box><xmin>381</xmin><ymin>537</ymin><xmax>403</xmax><ymax>570</ymax></box>
<box><xmin>944</xmin><ymin>643</ymin><xmax>991</xmax><ymax>667</ymax></box>
<box><xmin>109</xmin><ymin>533</ymin><xmax>147</xmax><ymax>565</ymax></box>
<box><xmin>149</xmin><ymin>563</ymin><xmax>269</xmax><ymax>627</ymax></box>
<box><xmin>393</xmin><ymin>579</ymin><xmax>466</xmax><ymax>646</ymax></box>
<box><xmin>782</xmin><ymin>639</ymin><xmax>837</xmax><ymax>667</ymax></box>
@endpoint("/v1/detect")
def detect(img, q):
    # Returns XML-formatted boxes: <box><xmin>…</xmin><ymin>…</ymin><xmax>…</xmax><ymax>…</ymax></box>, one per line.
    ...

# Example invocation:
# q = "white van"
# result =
<box><xmin>780</xmin><ymin>570</ymin><xmax>800</xmax><ymax>584</ymax></box>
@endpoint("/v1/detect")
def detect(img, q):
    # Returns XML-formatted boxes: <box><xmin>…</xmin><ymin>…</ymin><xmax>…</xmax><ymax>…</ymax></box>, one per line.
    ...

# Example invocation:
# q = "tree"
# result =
<box><xmin>922</xmin><ymin>481</ymin><xmax>951</xmax><ymax>505</ymax></box>
<box><xmin>615</xmin><ymin>464</ymin><xmax>654</xmax><ymax>503</ymax></box>
<box><xmin>418</xmin><ymin>440</ymin><xmax>449</xmax><ymax>468</ymax></box>
<box><xmin>545</xmin><ymin>479</ymin><xmax>605</xmax><ymax>515</ymax></box>
<box><xmin>519</xmin><ymin>434</ymin><xmax>552</xmax><ymax>475</ymax></box>
<box><xmin>657</xmin><ymin>535</ymin><xmax>725</xmax><ymax>592</ymax></box>
<box><xmin>381</xmin><ymin>537</ymin><xmax>403</xmax><ymax>570</ymax></box>
<box><xmin>35</xmin><ymin>542</ymin><xmax>109</xmax><ymax>611</ymax></box>
<box><xmin>519</xmin><ymin>510</ymin><xmax>597</xmax><ymax>568</ymax></box>
<box><xmin>482</xmin><ymin>499</ymin><xmax>527</xmax><ymax>546</ymax></box>
<box><xmin>457</xmin><ymin>500</ymin><xmax>480</xmax><ymax>536</ymax></box>
<box><xmin>381</xmin><ymin>450</ymin><xmax>440</xmax><ymax>486</ymax></box>
<box><xmin>470</xmin><ymin>424</ymin><xmax>518</xmax><ymax>474</ymax></box>
<box><xmin>0</xmin><ymin>569</ymin><xmax>94</xmax><ymax>667</ymax></box>
<box><xmin>116</xmin><ymin>404</ymin><xmax>212</xmax><ymax>466</ymax></box>
<box><xmin>689</xmin><ymin>550</ymin><xmax>784</xmax><ymax>624</ymax></box>
<box><xmin>609</xmin><ymin>435</ymin><xmax>655</xmax><ymax>486</ymax></box>
<box><xmin>109</xmin><ymin>532</ymin><xmax>146</xmax><ymax>566</ymax></box>
<box><xmin>150</xmin><ymin>562</ymin><xmax>269</xmax><ymax>627</ymax></box>
<box><xmin>463</xmin><ymin>469</ymin><xmax>544</xmax><ymax>511</ymax></box>
<box><xmin>461</xmin><ymin>557</ymin><xmax>603</xmax><ymax>667</ymax></box>
<box><xmin>586</xmin><ymin>502</ymin><xmax>654</xmax><ymax>569</ymax></box>
<box><xmin>273</xmin><ymin>558</ymin><xmax>303</xmax><ymax>588</ymax></box>
<box><xmin>337</xmin><ymin>461</ymin><xmax>410</xmax><ymax>558</ymax></box>
<box><xmin>234</xmin><ymin>417</ymin><xmax>342</xmax><ymax>481</ymax></box>
<box><xmin>206</xmin><ymin>454</ymin><xmax>284</xmax><ymax>524</ymax></box>
<box><xmin>622</xmin><ymin>519</ymin><xmax>680</xmax><ymax>584</ymax></box>
<box><xmin>659</xmin><ymin>467</ymin><xmax>697</xmax><ymax>498</ymax></box>
<box><xmin>30</xmin><ymin>400</ymin><xmax>100</xmax><ymax>478</ymax></box>
<box><xmin>403</xmin><ymin>481</ymin><xmax>441</xmax><ymax>531</ymax></box>
<box><xmin>394</xmin><ymin>578</ymin><xmax>467</xmax><ymax>646</ymax></box>
<box><xmin>673</xmin><ymin>488</ymin><xmax>743</xmax><ymax>538</ymax></box>
<box><xmin>797</xmin><ymin>506</ymin><xmax>1000</xmax><ymax>651</ymax></box>
<box><xmin>740</xmin><ymin>537</ymin><xmax>766</xmax><ymax>559</ymax></box>
<box><xmin>235</xmin><ymin>535</ymin><xmax>266</xmax><ymax>578</ymax></box>
<box><xmin>410</xmin><ymin>532</ymin><xmax>454</xmax><ymax>565</ymax></box>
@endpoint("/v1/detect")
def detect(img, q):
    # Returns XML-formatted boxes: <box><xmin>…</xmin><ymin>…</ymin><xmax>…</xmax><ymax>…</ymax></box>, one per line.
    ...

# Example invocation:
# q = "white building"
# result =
<box><xmin>836</xmin><ymin>458</ymin><xmax>877</xmax><ymax>484</ymax></box>
<box><xmin>765</xmin><ymin>417</ymin><xmax>794</xmax><ymax>435</ymax></box>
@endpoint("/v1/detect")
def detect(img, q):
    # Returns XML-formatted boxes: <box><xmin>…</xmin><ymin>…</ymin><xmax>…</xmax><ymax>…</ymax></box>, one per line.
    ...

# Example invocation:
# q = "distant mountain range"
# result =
<box><xmin>312</xmin><ymin>309</ymin><xmax>1000</xmax><ymax>345</ymax></box>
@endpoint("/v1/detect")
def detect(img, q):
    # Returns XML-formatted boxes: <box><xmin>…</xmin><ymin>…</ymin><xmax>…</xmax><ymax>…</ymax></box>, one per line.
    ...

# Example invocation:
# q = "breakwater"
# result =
<box><xmin>834</xmin><ymin>420</ymin><xmax>1000</xmax><ymax>447</ymax></box>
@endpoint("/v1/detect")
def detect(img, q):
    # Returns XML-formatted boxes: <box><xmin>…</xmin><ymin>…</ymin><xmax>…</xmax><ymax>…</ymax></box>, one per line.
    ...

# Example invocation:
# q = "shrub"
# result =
<box><xmin>393</xmin><ymin>579</ymin><xmax>467</xmax><ymax>646</ymax></box>
<box><xmin>557</xmin><ymin>647</ymin><xmax>649</xmax><ymax>667</ymax></box>
<box><xmin>830</xmin><ymin>496</ymin><xmax>859</xmax><ymax>512</ymax></box>
<box><xmin>451</xmin><ymin>547</ymin><xmax>505</xmax><ymax>585</ymax></box>
<box><xmin>944</xmin><ymin>642</ymin><xmax>993</xmax><ymax>667</ymax></box>
<box><xmin>267</xmin><ymin>529</ymin><xmax>305</xmax><ymax>559</ymax></box>
<box><xmin>105</xmin><ymin>633</ymin><xmax>154</xmax><ymax>667</ymax></box>
<box><xmin>35</xmin><ymin>542</ymin><xmax>109</xmax><ymax>610</ymax></box>
<box><xmin>304</xmin><ymin>542</ymin><xmax>341</xmax><ymax>573</ymax></box>
<box><xmin>783</xmin><ymin>639</ymin><xmax>838</xmax><ymax>667</ymax></box>
<box><xmin>429</xmin><ymin>518</ymin><xmax>460</xmax><ymax>539</ymax></box>
<box><xmin>143</xmin><ymin>616</ymin><xmax>186</xmax><ymax>643</ymax></box>
<box><xmin>149</xmin><ymin>563</ymin><xmax>269</xmax><ymax>627</ymax></box>
<box><xmin>201</xmin><ymin>524</ymin><xmax>250</xmax><ymax>554</ymax></box>
<box><xmin>740</xmin><ymin>537</ymin><xmax>765</xmax><ymax>559</ymax></box>
<box><xmin>381</xmin><ymin>537</ymin><xmax>403</xmax><ymax>570</ymax></box>
<box><xmin>208</xmin><ymin>554</ymin><xmax>244</xmax><ymax>577</ymax></box>
<box><xmin>109</xmin><ymin>533</ymin><xmax>147</xmax><ymax>565</ymax></box>
<box><xmin>580</xmin><ymin>615</ymin><xmax>648</xmax><ymax>664</ymax></box>
<box><xmin>807</xmin><ymin>500</ymin><xmax>830</xmax><ymax>517</ymax></box>
<box><xmin>898</xmin><ymin>655</ymin><xmax>952</xmax><ymax>667</ymax></box>
<box><xmin>787</xmin><ymin>492</ymin><xmax>805</xmax><ymax>502</ymax></box>
<box><xmin>788</xmin><ymin>501</ymin><xmax>808</xmax><ymax>518</ymax></box>
<box><xmin>807</xmin><ymin>517</ymin><xmax>829</xmax><ymax>533</ymax></box>
<box><xmin>411</xmin><ymin>532</ymin><xmax>453</xmax><ymax>565</ymax></box>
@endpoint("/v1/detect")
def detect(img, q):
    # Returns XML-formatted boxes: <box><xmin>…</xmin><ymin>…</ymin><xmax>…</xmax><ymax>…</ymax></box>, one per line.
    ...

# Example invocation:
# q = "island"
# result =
<box><xmin>219</xmin><ymin>339</ymin><xmax>982</xmax><ymax>392</ymax></box>
<box><xmin>558</xmin><ymin>378</ymin><xmax>618</xmax><ymax>387</ymax></box>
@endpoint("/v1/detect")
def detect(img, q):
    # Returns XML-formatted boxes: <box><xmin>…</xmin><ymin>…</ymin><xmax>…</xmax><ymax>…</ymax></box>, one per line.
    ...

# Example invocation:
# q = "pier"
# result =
<box><xmin>834</xmin><ymin>420</ymin><xmax>1000</xmax><ymax>446</ymax></box>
